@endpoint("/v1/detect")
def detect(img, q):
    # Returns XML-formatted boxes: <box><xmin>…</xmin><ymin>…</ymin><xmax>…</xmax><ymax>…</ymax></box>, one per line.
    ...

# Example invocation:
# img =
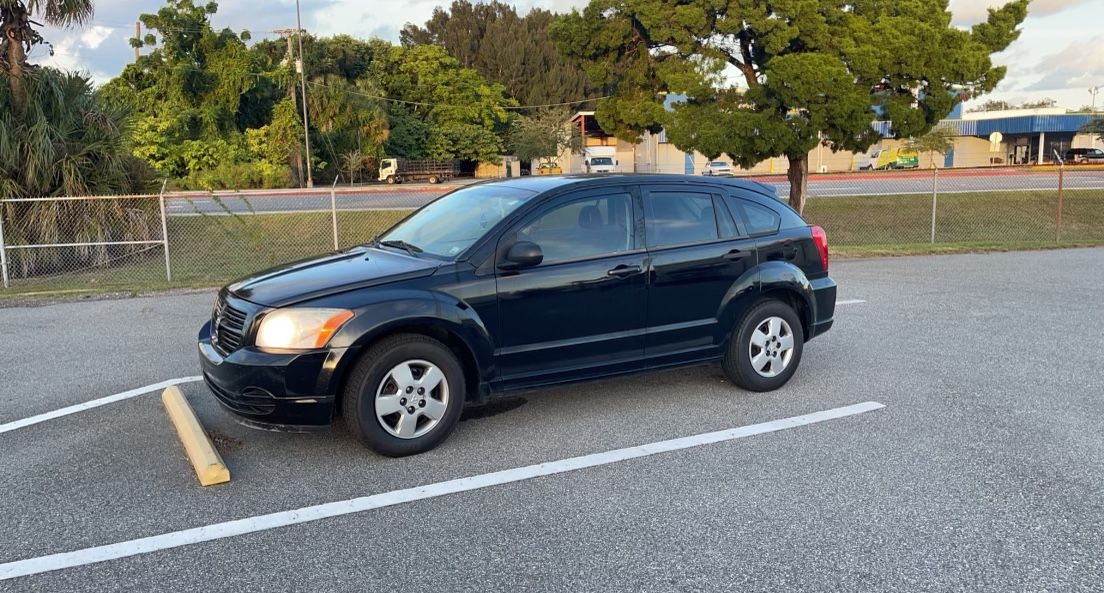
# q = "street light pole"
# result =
<box><xmin>295</xmin><ymin>0</ymin><xmax>314</xmax><ymax>188</ymax></box>
<box><xmin>1090</xmin><ymin>86</ymin><xmax>1100</xmax><ymax>113</ymax></box>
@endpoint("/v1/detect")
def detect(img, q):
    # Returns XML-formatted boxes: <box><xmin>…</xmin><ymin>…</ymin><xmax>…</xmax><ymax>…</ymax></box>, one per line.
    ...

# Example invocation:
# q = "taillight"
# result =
<box><xmin>810</xmin><ymin>225</ymin><xmax>829</xmax><ymax>270</ymax></box>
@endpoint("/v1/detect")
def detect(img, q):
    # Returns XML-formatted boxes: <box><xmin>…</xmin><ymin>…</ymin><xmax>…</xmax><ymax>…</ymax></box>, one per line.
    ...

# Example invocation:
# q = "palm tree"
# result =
<box><xmin>0</xmin><ymin>0</ymin><xmax>94</xmax><ymax>109</ymax></box>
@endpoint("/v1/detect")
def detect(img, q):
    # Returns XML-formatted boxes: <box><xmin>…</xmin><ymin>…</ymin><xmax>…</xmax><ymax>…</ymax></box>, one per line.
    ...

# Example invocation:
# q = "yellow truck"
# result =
<box><xmin>858</xmin><ymin>148</ymin><xmax>920</xmax><ymax>170</ymax></box>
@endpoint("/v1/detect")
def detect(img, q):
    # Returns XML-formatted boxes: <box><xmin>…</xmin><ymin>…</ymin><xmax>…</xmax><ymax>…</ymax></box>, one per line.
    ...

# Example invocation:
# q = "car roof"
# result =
<box><xmin>483</xmin><ymin>173</ymin><xmax>779</xmax><ymax>200</ymax></box>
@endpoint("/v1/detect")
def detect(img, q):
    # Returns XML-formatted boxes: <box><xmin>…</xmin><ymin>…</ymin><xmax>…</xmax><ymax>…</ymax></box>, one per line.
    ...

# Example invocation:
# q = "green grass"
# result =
<box><xmin>3</xmin><ymin>189</ymin><xmax>1102</xmax><ymax>298</ymax></box>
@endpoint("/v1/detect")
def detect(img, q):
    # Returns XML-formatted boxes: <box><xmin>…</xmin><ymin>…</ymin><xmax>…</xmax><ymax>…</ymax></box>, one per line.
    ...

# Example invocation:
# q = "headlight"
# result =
<box><xmin>255</xmin><ymin>308</ymin><xmax>354</xmax><ymax>350</ymax></box>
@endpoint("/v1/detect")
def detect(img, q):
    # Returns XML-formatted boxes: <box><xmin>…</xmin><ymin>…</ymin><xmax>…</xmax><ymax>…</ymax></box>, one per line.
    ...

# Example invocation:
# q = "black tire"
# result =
<box><xmin>343</xmin><ymin>334</ymin><xmax>466</xmax><ymax>456</ymax></box>
<box><xmin>385</xmin><ymin>175</ymin><xmax>396</xmax><ymax>185</ymax></box>
<box><xmin>428</xmin><ymin>175</ymin><xmax>439</xmax><ymax>184</ymax></box>
<box><xmin>722</xmin><ymin>300</ymin><xmax>805</xmax><ymax>392</ymax></box>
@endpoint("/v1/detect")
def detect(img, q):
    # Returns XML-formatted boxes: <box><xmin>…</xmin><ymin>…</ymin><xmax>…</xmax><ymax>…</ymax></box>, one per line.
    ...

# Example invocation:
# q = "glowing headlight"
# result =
<box><xmin>255</xmin><ymin>308</ymin><xmax>354</xmax><ymax>350</ymax></box>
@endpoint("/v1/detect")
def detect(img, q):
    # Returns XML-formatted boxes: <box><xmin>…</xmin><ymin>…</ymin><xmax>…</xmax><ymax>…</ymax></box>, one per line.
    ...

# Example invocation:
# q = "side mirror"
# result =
<box><xmin>499</xmin><ymin>241</ymin><xmax>543</xmax><ymax>270</ymax></box>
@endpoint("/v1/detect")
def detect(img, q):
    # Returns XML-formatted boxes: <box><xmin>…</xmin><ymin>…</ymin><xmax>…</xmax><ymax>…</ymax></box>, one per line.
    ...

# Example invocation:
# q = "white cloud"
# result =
<box><xmin>1023</xmin><ymin>36</ymin><xmax>1104</xmax><ymax>90</ymax></box>
<box><xmin>79</xmin><ymin>25</ymin><xmax>113</xmax><ymax>49</ymax></box>
<box><xmin>949</xmin><ymin>0</ymin><xmax>1091</xmax><ymax>25</ymax></box>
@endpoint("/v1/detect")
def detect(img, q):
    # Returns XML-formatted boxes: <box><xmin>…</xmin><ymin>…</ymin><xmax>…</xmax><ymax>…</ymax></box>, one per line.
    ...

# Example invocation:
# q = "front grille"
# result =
<box><xmin>213</xmin><ymin>296</ymin><xmax>249</xmax><ymax>355</ymax></box>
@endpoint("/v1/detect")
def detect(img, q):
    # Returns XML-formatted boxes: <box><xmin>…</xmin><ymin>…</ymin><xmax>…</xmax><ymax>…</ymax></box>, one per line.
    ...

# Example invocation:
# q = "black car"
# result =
<box><xmin>1064</xmin><ymin>148</ymin><xmax>1104</xmax><ymax>164</ymax></box>
<box><xmin>199</xmin><ymin>175</ymin><xmax>836</xmax><ymax>456</ymax></box>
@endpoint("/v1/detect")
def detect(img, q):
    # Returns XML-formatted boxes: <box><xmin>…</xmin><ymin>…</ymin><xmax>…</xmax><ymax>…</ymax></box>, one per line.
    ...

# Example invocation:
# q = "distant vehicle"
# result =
<box><xmin>378</xmin><ymin>159</ymin><xmax>457</xmax><ymax>184</ymax></box>
<box><xmin>1064</xmin><ymin>148</ymin><xmax>1104</xmax><ymax>164</ymax></box>
<box><xmin>857</xmin><ymin>148</ymin><xmax>920</xmax><ymax>170</ymax></box>
<box><xmin>198</xmin><ymin>175</ymin><xmax>836</xmax><ymax>456</ymax></box>
<box><xmin>584</xmin><ymin>146</ymin><xmax>617</xmax><ymax>173</ymax></box>
<box><xmin>702</xmin><ymin>161</ymin><xmax>734</xmax><ymax>176</ymax></box>
<box><xmin>535</xmin><ymin>164</ymin><xmax>562</xmax><ymax>175</ymax></box>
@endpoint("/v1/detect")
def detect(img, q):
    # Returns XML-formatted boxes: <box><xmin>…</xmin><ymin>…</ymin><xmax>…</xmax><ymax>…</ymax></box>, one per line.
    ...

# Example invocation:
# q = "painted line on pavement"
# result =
<box><xmin>836</xmin><ymin>299</ymin><xmax>867</xmax><ymax>305</ymax></box>
<box><xmin>0</xmin><ymin>377</ymin><xmax>203</xmax><ymax>435</ymax></box>
<box><xmin>0</xmin><ymin>401</ymin><xmax>886</xmax><ymax>581</ymax></box>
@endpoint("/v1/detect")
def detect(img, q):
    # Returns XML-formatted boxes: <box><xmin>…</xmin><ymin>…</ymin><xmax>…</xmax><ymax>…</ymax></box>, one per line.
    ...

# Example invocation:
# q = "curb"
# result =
<box><xmin>161</xmin><ymin>386</ymin><xmax>230</xmax><ymax>487</ymax></box>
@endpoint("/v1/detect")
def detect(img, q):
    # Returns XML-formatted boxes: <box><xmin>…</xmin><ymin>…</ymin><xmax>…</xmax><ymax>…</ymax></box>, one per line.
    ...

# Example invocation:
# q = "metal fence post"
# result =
<box><xmin>0</xmin><ymin>200</ymin><xmax>9</xmax><ymax>289</ymax></box>
<box><xmin>930</xmin><ymin>165</ymin><xmax>939</xmax><ymax>244</ymax></box>
<box><xmin>1055</xmin><ymin>161</ymin><xmax>1065</xmax><ymax>242</ymax></box>
<box><xmin>158</xmin><ymin>178</ymin><xmax>172</xmax><ymax>282</ymax></box>
<box><xmin>330</xmin><ymin>175</ymin><xmax>340</xmax><ymax>251</ymax></box>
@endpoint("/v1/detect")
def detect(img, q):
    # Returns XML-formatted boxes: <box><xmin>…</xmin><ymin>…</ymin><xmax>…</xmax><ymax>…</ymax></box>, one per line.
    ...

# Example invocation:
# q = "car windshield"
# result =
<box><xmin>377</xmin><ymin>184</ymin><xmax>536</xmax><ymax>258</ymax></box>
<box><xmin>710</xmin><ymin>161</ymin><xmax>729</xmax><ymax>167</ymax></box>
<box><xmin>590</xmin><ymin>157</ymin><xmax>613</xmax><ymax>165</ymax></box>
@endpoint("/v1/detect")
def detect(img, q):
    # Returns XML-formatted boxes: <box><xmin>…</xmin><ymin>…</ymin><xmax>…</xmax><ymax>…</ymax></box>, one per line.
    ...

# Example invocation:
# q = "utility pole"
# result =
<box><xmin>134</xmin><ymin>21</ymin><xmax>141</xmax><ymax>62</ymax></box>
<box><xmin>274</xmin><ymin>27</ymin><xmax>308</xmax><ymax>187</ymax></box>
<box><xmin>1090</xmin><ymin>86</ymin><xmax>1100</xmax><ymax>113</ymax></box>
<box><xmin>295</xmin><ymin>0</ymin><xmax>313</xmax><ymax>188</ymax></box>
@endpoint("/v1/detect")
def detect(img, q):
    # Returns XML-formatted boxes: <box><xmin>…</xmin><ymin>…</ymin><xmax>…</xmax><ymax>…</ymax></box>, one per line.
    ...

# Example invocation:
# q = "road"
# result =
<box><xmin>2</xmin><ymin>248</ymin><xmax>1102</xmax><ymax>591</ymax></box>
<box><xmin>164</xmin><ymin>169</ymin><xmax>1104</xmax><ymax>215</ymax></box>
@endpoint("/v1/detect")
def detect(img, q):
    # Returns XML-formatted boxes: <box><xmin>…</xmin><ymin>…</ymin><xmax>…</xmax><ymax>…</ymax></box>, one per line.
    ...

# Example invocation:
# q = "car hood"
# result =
<box><xmin>227</xmin><ymin>247</ymin><xmax>439</xmax><ymax>307</ymax></box>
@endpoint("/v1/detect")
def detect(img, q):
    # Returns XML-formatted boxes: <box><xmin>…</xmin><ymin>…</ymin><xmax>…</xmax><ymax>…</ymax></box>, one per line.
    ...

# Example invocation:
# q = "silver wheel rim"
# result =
<box><xmin>374</xmin><ymin>359</ymin><xmax>449</xmax><ymax>439</ymax></box>
<box><xmin>749</xmin><ymin>316</ymin><xmax>795</xmax><ymax>378</ymax></box>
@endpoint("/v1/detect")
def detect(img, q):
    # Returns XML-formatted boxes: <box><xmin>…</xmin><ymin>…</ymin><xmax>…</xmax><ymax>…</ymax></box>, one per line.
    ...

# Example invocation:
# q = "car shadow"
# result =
<box><xmin>461</xmin><ymin>397</ymin><xmax>528</xmax><ymax>422</ymax></box>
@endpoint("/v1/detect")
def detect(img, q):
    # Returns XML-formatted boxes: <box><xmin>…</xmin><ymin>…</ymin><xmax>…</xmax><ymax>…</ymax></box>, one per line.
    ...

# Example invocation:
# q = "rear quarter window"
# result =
<box><xmin>724</xmin><ymin>193</ymin><xmax>807</xmax><ymax>234</ymax></box>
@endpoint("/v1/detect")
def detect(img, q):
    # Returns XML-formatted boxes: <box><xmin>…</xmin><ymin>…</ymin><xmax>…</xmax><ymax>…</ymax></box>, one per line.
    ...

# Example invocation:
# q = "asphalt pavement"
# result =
<box><xmin>164</xmin><ymin>169</ymin><xmax>1104</xmax><ymax>215</ymax></box>
<box><xmin>1</xmin><ymin>248</ymin><xmax>1103</xmax><ymax>591</ymax></box>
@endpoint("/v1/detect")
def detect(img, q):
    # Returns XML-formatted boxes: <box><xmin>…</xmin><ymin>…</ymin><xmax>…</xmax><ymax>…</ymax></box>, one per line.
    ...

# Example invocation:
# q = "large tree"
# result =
<box><xmin>401</xmin><ymin>0</ymin><xmax>592</xmax><ymax>108</ymax></box>
<box><xmin>0</xmin><ymin>0</ymin><xmax>93</xmax><ymax>108</ymax></box>
<box><xmin>551</xmin><ymin>0</ymin><xmax>1028</xmax><ymax>212</ymax></box>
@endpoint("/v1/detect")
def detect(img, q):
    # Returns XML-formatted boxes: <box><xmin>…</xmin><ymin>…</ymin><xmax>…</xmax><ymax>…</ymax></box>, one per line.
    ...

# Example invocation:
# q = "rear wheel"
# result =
<box><xmin>343</xmin><ymin>334</ymin><xmax>465</xmax><ymax>456</ymax></box>
<box><xmin>428</xmin><ymin>175</ymin><xmax>440</xmax><ymax>184</ymax></box>
<box><xmin>722</xmin><ymin>300</ymin><xmax>804</xmax><ymax>392</ymax></box>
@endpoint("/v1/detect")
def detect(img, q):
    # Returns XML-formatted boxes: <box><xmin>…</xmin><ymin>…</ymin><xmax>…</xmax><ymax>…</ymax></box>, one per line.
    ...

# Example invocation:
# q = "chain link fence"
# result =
<box><xmin>2</xmin><ymin>167</ymin><xmax>1102</xmax><ymax>294</ymax></box>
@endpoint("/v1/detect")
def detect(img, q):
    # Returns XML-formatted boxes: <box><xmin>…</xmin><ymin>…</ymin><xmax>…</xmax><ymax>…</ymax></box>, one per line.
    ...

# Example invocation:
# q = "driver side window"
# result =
<box><xmin>517</xmin><ymin>193</ymin><xmax>634</xmax><ymax>264</ymax></box>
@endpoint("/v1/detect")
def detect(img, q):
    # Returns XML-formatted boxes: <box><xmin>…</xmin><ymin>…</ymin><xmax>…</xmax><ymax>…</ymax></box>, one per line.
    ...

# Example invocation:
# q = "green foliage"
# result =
<box><xmin>0</xmin><ymin>69</ymin><xmax>154</xmax><ymax>275</ymax></box>
<box><xmin>908</xmin><ymin>126</ymin><xmax>956</xmax><ymax>167</ymax></box>
<box><xmin>1082</xmin><ymin>118</ymin><xmax>1104</xmax><ymax>143</ymax></box>
<box><xmin>551</xmin><ymin>0</ymin><xmax>1029</xmax><ymax>211</ymax></box>
<box><xmin>509</xmin><ymin>109</ymin><xmax>582</xmax><ymax>165</ymax></box>
<box><xmin>401</xmin><ymin>0</ymin><xmax>592</xmax><ymax>108</ymax></box>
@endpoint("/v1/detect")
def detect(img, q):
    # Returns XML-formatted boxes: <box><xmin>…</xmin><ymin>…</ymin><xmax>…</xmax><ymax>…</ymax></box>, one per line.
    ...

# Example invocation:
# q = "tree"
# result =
<box><xmin>509</xmin><ymin>109</ymin><xmax>582</xmax><ymax>167</ymax></box>
<box><xmin>0</xmin><ymin>68</ymin><xmax>153</xmax><ymax>275</ymax></box>
<box><xmin>552</xmin><ymin>0</ymin><xmax>1028</xmax><ymax>213</ymax></box>
<box><xmin>401</xmin><ymin>0</ymin><xmax>592</xmax><ymax>108</ymax></box>
<box><xmin>1082</xmin><ymin>118</ymin><xmax>1104</xmax><ymax>143</ymax></box>
<box><xmin>370</xmin><ymin>44</ymin><xmax>513</xmax><ymax>162</ymax></box>
<box><xmin>908</xmin><ymin>126</ymin><xmax>956</xmax><ymax>168</ymax></box>
<box><xmin>0</xmin><ymin>0</ymin><xmax>93</xmax><ymax>108</ymax></box>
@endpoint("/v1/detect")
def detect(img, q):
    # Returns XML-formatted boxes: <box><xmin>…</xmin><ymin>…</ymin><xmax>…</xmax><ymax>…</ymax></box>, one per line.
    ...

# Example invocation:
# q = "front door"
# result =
<box><xmin>495</xmin><ymin>188</ymin><xmax>646</xmax><ymax>390</ymax></box>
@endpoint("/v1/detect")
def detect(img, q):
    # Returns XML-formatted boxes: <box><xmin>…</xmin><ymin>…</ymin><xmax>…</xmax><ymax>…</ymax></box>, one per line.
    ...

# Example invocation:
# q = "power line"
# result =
<box><xmin>304</xmin><ymin>79</ymin><xmax>609</xmax><ymax>111</ymax></box>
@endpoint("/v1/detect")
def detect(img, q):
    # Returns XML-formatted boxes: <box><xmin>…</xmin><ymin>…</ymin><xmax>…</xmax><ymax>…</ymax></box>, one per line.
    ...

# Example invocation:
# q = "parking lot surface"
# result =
<box><xmin>1</xmin><ymin>248</ymin><xmax>1102</xmax><ymax>592</ymax></box>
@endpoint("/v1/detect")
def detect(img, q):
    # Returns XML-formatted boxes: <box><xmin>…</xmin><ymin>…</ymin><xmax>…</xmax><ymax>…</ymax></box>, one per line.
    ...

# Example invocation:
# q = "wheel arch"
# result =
<box><xmin>755</xmin><ymin>261</ymin><xmax>816</xmax><ymax>341</ymax></box>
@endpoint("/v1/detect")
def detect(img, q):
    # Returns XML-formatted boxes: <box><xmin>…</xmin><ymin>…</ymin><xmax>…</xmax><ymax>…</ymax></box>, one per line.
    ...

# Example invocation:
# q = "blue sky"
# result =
<box><xmin>31</xmin><ymin>0</ymin><xmax>1104</xmax><ymax>111</ymax></box>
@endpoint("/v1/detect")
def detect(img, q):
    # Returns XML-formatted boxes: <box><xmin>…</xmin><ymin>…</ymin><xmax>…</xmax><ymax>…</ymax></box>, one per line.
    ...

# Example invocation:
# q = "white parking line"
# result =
<box><xmin>0</xmin><ymin>400</ymin><xmax>885</xmax><ymax>581</ymax></box>
<box><xmin>837</xmin><ymin>299</ymin><xmax>866</xmax><ymax>305</ymax></box>
<box><xmin>0</xmin><ymin>377</ymin><xmax>203</xmax><ymax>435</ymax></box>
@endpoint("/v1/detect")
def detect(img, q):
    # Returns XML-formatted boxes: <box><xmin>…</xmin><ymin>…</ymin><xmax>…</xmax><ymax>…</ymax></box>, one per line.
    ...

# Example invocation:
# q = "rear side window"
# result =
<box><xmin>644</xmin><ymin>191</ymin><xmax>721</xmax><ymax>247</ymax></box>
<box><xmin>725</xmin><ymin>197</ymin><xmax>781</xmax><ymax>236</ymax></box>
<box><xmin>517</xmin><ymin>193</ymin><xmax>633</xmax><ymax>264</ymax></box>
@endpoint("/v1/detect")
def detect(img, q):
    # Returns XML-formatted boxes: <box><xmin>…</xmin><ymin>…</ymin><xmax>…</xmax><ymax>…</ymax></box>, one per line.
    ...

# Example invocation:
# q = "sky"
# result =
<box><xmin>31</xmin><ymin>0</ymin><xmax>1104</xmax><ymax>111</ymax></box>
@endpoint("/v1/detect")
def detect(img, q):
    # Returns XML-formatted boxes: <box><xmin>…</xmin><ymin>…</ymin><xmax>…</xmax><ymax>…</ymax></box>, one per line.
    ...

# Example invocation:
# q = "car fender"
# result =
<box><xmin>310</xmin><ymin>287</ymin><xmax>496</xmax><ymax>399</ymax></box>
<box><xmin>755</xmin><ymin>260</ymin><xmax>817</xmax><ymax>336</ymax></box>
<box><xmin>714</xmin><ymin>265</ymin><xmax>761</xmax><ymax>344</ymax></box>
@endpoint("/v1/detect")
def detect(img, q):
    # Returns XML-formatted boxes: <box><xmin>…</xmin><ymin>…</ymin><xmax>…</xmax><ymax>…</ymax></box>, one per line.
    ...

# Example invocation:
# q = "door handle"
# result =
<box><xmin>723</xmin><ymin>249</ymin><xmax>752</xmax><ymax>261</ymax></box>
<box><xmin>607</xmin><ymin>264</ymin><xmax>643</xmax><ymax>277</ymax></box>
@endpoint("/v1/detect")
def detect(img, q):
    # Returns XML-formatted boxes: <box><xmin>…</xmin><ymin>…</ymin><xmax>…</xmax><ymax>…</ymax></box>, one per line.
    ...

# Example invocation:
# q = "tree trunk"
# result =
<box><xmin>787</xmin><ymin>154</ymin><xmax>809</xmax><ymax>215</ymax></box>
<box><xmin>1</xmin><ymin>6</ymin><xmax>29</xmax><ymax>111</ymax></box>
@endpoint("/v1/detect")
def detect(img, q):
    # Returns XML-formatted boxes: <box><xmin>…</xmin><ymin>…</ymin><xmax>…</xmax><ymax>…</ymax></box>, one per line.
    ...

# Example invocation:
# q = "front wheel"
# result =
<box><xmin>722</xmin><ymin>300</ymin><xmax>804</xmax><ymax>392</ymax></box>
<box><xmin>385</xmin><ymin>175</ymin><xmax>396</xmax><ymax>185</ymax></box>
<box><xmin>343</xmin><ymin>334</ymin><xmax>465</xmax><ymax>456</ymax></box>
<box><xmin>428</xmin><ymin>175</ymin><xmax>440</xmax><ymax>184</ymax></box>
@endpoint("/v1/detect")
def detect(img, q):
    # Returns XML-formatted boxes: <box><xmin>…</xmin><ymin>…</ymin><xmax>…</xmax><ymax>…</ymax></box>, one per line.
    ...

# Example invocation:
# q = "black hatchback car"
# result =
<box><xmin>199</xmin><ymin>175</ymin><xmax>836</xmax><ymax>456</ymax></box>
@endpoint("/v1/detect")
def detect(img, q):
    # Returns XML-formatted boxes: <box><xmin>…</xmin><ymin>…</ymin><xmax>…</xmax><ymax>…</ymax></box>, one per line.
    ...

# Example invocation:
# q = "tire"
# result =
<box><xmin>385</xmin><ymin>175</ymin><xmax>396</xmax><ymax>185</ymax></box>
<box><xmin>343</xmin><ymin>334</ymin><xmax>466</xmax><ymax>456</ymax></box>
<box><xmin>428</xmin><ymin>175</ymin><xmax>439</xmax><ymax>184</ymax></box>
<box><xmin>722</xmin><ymin>300</ymin><xmax>805</xmax><ymax>392</ymax></box>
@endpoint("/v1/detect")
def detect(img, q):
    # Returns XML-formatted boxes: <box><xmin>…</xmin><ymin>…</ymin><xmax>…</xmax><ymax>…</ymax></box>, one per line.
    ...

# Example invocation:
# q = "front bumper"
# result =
<box><xmin>198</xmin><ymin>320</ymin><xmax>343</xmax><ymax>428</ymax></box>
<box><xmin>808</xmin><ymin>276</ymin><xmax>837</xmax><ymax>340</ymax></box>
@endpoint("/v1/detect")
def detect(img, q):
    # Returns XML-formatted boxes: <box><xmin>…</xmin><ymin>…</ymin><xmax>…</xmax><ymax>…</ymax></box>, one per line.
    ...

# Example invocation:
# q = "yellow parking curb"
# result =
<box><xmin>160</xmin><ymin>386</ymin><xmax>230</xmax><ymax>486</ymax></box>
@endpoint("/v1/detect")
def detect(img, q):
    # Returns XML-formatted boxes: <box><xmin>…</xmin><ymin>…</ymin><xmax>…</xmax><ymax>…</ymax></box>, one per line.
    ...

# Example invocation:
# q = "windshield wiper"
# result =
<box><xmin>378</xmin><ymin>239</ymin><xmax>423</xmax><ymax>256</ymax></box>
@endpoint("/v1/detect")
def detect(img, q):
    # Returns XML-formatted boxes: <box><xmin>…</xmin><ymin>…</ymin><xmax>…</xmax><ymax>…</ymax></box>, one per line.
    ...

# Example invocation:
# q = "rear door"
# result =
<box><xmin>642</xmin><ymin>184</ymin><xmax>758</xmax><ymax>364</ymax></box>
<box><xmin>494</xmin><ymin>187</ymin><xmax>647</xmax><ymax>389</ymax></box>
